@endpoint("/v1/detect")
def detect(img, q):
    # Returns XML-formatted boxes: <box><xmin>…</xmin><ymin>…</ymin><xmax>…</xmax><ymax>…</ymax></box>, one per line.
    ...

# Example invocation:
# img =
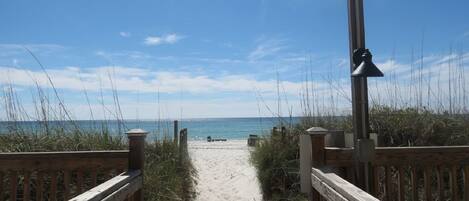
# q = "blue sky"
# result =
<box><xmin>0</xmin><ymin>0</ymin><xmax>468</xmax><ymax>119</ymax></box>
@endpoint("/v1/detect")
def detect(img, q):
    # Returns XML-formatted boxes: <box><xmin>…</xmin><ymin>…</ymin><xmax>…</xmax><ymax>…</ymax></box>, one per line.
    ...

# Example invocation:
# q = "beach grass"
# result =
<box><xmin>250</xmin><ymin>106</ymin><xmax>469</xmax><ymax>200</ymax></box>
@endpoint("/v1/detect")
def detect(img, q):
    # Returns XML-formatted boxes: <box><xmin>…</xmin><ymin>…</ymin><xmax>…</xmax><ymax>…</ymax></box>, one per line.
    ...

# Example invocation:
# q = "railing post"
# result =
<box><xmin>300</xmin><ymin>127</ymin><xmax>328</xmax><ymax>201</ymax></box>
<box><xmin>311</xmin><ymin>127</ymin><xmax>327</xmax><ymax>201</ymax></box>
<box><xmin>126</xmin><ymin>128</ymin><xmax>148</xmax><ymax>201</ymax></box>
<box><xmin>179</xmin><ymin>128</ymin><xmax>188</xmax><ymax>156</ymax></box>
<box><xmin>174</xmin><ymin>120</ymin><xmax>179</xmax><ymax>145</ymax></box>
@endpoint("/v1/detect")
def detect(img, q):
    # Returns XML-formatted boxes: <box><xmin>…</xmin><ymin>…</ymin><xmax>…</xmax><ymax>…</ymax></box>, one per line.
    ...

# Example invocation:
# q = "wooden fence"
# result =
<box><xmin>0</xmin><ymin>129</ymin><xmax>147</xmax><ymax>201</ymax></box>
<box><xmin>300</xmin><ymin>127</ymin><xmax>469</xmax><ymax>201</ymax></box>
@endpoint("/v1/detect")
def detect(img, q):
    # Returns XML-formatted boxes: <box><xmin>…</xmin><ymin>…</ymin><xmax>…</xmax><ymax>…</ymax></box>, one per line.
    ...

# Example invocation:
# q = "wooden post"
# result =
<box><xmin>126</xmin><ymin>128</ymin><xmax>148</xmax><ymax>201</ymax></box>
<box><xmin>174</xmin><ymin>120</ymin><xmax>179</xmax><ymax>145</ymax></box>
<box><xmin>300</xmin><ymin>134</ymin><xmax>312</xmax><ymax>195</ymax></box>
<box><xmin>300</xmin><ymin>127</ymin><xmax>328</xmax><ymax>201</ymax></box>
<box><xmin>179</xmin><ymin>128</ymin><xmax>188</xmax><ymax>155</ymax></box>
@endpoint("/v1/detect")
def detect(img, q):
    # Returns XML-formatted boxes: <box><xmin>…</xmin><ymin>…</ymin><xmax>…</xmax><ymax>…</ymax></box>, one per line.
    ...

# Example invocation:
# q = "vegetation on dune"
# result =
<box><xmin>251</xmin><ymin>106</ymin><xmax>469</xmax><ymax>200</ymax></box>
<box><xmin>250</xmin><ymin>128</ymin><xmax>306</xmax><ymax>201</ymax></box>
<box><xmin>0</xmin><ymin>131</ymin><xmax>197</xmax><ymax>201</ymax></box>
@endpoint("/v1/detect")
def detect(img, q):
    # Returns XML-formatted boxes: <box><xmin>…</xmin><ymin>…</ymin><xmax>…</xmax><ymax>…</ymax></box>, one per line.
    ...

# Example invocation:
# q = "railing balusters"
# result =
<box><xmin>452</xmin><ymin>165</ymin><xmax>459</xmax><ymax>201</ymax></box>
<box><xmin>77</xmin><ymin>169</ymin><xmax>84</xmax><ymax>193</ymax></box>
<box><xmin>398</xmin><ymin>166</ymin><xmax>405</xmax><ymax>201</ymax></box>
<box><xmin>424</xmin><ymin>166</ymin><xmax>432</xmax><ymax>201</ymax></box>
<box><xmin>411</xmin><ymin>166</ymin><xmax>418</xmax><ymax>201</ymax></box>
<box><xmin>0</xmin><ymin>151</ymin><xmax>128</xmax><ymax>201</ymax></box>
<box><xmin>64</xmin><ymin>170</ymin><xmax>71</xmax><ymax>199</ymax></box>
<box><xmin>23</xmin><ymin>171</ymin><xmax>31</xmax><ymax>201</ymax></box>
<box><xmin>9</xmin><ymin>171</ymin><xmax>17</xmax><ymax>201</ymax></box>
<box><xmin>385</xmin><ymin>166</ymin><xmax>392</xmax><ymax>201</ymax></box>
<box><xmin>464</xmin><ymin>166</ymin><xmax>469</xmax><ymax>201</ymax></box>
<box><xmin>437</xmin><ymin>166</ymin><xmax>445</xmax><ymax>201</ymax></box>
<box><xmin>36</xmin><ymin>171</ymin><xmax>44</xmax><ymax>201</ymax></box>
<box><xmin>373</xmin><ymin>166</ymin><xmax>380</xmax><ymax>198</ymax></box>
<box><xmin>50</xmin><ymin>171</ymin><xmax>58</xmax><ymax>201</ymax></box>
<box><xmin>0</xmin><ymin>171</ymin><xmax>3</xmax><ymax>200</ymax></box>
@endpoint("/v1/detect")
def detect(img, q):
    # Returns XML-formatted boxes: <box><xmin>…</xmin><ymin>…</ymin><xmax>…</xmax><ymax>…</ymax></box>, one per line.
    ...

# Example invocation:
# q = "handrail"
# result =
<box><xmin>69</xmin><ymin>170</ymin><xmax>142</xmax><ymax>201</ymax></box>
<box><xmin>311</xmin><ymin>167</ymin><xmax>378</xmax><ymax>201</ymax></box>
<box><xmin>301</xmin><ymin>128</ymin><xmax>469</xmax><ymax>200</ymax></box>
<box><xmin>0</xmin><ymin>150</ymin><xmax>128</xmax><ymax>170</ymax></box>
<box><xmin>324</xmin><ymin>146</ymin><xmax>469</xmax><ymax>167</ymax></box>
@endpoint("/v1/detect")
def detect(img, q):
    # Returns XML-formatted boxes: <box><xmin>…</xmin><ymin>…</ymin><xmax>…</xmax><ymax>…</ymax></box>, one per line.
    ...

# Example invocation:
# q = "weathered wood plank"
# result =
<box><xmin>23</xmin><ymin>171</ymin><xmax>31</xmax><ymax>201</ymax></box>
<box><xmin>310</xmin><ymin>172</ymin><xmax>348</xmax><ymax>201</ymax></box>
<box><xmin>311</xmin><ymin>167</ymin><xmax>379</xmax><ymax>201</ymax></box>
<box><xmin>325</xmin><ymin>146</ymin><xmax>469</xmax><ymax>167</ymax></box>
<box><xmin>69</xmin><ymin>170</ymin><xmax>141</xmax><ymax>201</ymax></box>
<box><xmin>0</xmin><ymin>151</ymin><xmax>128</xmax><ymax>171</ymax></box>
<box><xmin>102</xmin><ymin>176</ymin><xmax>143</xmax><ymax>201</ymax></box>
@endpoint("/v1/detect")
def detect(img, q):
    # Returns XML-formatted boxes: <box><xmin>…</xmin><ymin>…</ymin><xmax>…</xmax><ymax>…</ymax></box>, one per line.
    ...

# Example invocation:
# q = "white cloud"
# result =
<box><xmin>119</xmin><ymin>32</ymin><xmax>131</xmax><ymax>37</ymax></box>
<box><xmin>0</xmin><ymin>65</ymin><xmax>320</xmax><ymax>96</ymax></box>
<box><xmin>248</xmin><ymin>38</ymin><xmax>286</xmax><ymax>61</ymax></box>
<box><xmin>144</xmin><ymin>33</ymin><xmax>183</xmax><ymax>46</ymax></box>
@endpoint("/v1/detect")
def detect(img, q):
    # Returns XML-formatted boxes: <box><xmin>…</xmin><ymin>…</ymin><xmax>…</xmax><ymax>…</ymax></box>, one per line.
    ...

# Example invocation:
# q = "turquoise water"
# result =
<box><xmin>0</xmin><ymin>117</ymin><xmax>300</xmax><ymax>140</ymax></box>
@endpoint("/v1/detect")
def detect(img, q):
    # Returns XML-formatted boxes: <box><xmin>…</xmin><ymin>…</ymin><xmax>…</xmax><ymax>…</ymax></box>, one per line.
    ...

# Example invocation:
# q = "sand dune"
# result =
<box><xmin>189</xmin><ymin>140</ymin><xmax>262</xmax><ymax>201</ymax></box>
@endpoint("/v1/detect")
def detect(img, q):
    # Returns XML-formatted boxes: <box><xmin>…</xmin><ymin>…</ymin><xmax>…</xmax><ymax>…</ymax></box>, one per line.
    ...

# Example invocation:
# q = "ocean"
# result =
<box><xmin>0</xmin><ymin>117</ymin><xmax>301</xmax><ymax>141</ymax></box>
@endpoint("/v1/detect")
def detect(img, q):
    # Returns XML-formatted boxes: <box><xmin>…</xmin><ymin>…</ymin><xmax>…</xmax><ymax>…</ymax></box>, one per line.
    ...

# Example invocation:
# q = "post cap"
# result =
<box><xmin>125</xmin><ymin>128</ymin><xmax>148</xmax><ymax>137</ymax></box>
<box><xmin>306</xmin><ymin>127</ymin><xmax>328</xmax><ymax>135</ymax></box>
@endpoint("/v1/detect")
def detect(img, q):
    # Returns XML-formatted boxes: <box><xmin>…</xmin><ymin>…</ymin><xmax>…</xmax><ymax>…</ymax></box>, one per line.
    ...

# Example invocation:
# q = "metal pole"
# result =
<box><xmin>347</xmin><ymin>0</ymin><xmax>373</xmax><ymax>192</ymax></box>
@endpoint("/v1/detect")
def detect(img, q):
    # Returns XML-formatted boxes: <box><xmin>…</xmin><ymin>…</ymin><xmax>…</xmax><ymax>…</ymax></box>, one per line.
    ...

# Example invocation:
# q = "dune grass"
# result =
<box><xmin>250</xmin><ymin>106</ymin><xmax>469</xmax><ymax>200</ymax></box>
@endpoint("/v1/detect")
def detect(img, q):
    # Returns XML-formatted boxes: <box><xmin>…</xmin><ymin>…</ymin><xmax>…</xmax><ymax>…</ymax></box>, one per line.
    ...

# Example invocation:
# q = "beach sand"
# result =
<box><xmin>188</xmin><ymin>140</ymin><xmax>263</xmax><ymax>201</ymax></box>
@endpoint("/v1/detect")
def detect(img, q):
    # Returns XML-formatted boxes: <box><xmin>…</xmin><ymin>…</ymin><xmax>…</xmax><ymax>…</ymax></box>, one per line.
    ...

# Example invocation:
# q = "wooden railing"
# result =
<box><xmin>300</xmin><ymin>127</ymin><xmax>469</xmax><ymax>201</ymax></box>
<box><xmin>311</xmin><ymin>167</ymin><xmax>378</xmax><ymax>201</ymax></box>
<box><xmin>0</xmin><ymin>129</ymin><xmax>147</xmax><ymax>201</ymax></box>
<box><xmin>0</xmin><ymin>151</ymin><xmax>127</xmax><ymax>200</ymax></box>
<box><xmin>71</xmin><ymin>129</ymin><xmax>147</xmax><ymax>201</ymax></box>
<box><xmin>70</xmin><ymin>170</ymin><xmax>142</xmax><ymax>201</ymax></box>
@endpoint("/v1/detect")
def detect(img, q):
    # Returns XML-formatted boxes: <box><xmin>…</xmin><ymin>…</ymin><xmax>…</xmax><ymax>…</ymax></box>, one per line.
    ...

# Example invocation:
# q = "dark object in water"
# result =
<box><xmin>207</xmin><ymin>136</ymin><xmax>227</xmax><ymax>142</ymax></box>
<box><xmin>248</xmin><ymin>134</ymin><xmax>259</xmax><ymax>146</ymax></box>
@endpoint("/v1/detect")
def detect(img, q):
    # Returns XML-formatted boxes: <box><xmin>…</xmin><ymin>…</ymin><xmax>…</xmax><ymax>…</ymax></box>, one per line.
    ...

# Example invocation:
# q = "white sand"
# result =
<box><xmin>188</xmin><ymin>140</ymin><xmax>263</xmax><ymax>201</ymax></box>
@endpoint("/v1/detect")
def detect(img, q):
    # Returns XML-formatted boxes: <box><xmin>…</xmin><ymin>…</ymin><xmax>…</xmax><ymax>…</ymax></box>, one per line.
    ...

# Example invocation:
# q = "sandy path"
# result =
<box><xmin>188</xmin><ymin>140</ymin><xmax>262</xmax><ymax>201</ymax></box>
